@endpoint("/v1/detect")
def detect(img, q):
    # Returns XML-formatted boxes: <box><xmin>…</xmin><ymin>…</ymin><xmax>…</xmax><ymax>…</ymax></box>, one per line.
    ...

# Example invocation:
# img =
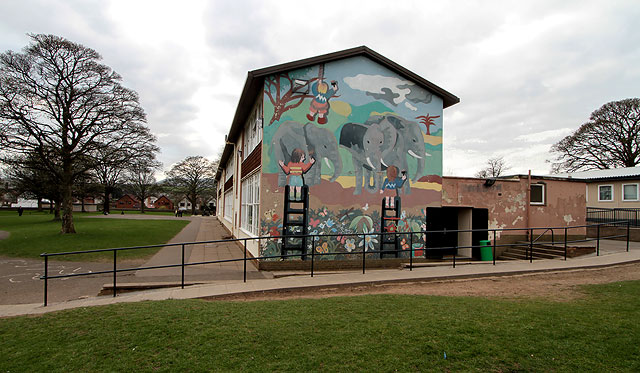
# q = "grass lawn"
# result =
<box><xmin>1</xmin><ymin>281</ymin><xmax>639</xmax><ymax>371</ymax></box>
<box><xmin>0</xmin><ymin>210</ymin><xmax>189</xmax><ymax>261</ymax></box>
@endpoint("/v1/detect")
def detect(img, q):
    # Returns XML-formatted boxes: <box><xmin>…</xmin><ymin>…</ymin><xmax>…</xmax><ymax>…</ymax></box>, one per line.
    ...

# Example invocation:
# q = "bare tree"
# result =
<box><xmin>125</xmin><ymin>157</ymin><xmax>161</xmax><ymax>214</ymax></box>
<box><xmin>166</xmin><ymin>156</ymin><xmax>217</xmax><ymax>215</ymax></box>
<box><xmin>0</xmin><ymin>34</ymin><xmax>155</xmax><ymax>233</ymax></box>
<box><xmin>475</xmin><ymin>156</ymin><xmax>509</xmax><ymax>178</ymax></box>
<box><xmin>550</xmin><ymin>98</ymin><xmax>640</xmax><ymax>172</ymax></box>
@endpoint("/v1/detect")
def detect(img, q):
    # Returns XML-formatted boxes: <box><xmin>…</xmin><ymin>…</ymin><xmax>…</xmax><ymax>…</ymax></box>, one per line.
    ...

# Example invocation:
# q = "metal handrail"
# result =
<box><xmin>39</xmin><ymin>221</ymin><xmax>631</xmax><ymax>307</ymax></box>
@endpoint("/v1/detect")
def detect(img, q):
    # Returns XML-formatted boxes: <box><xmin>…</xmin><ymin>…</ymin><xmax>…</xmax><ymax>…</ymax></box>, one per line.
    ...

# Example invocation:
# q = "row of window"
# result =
<box><xmin>598</xmin><ymin>184</ymin><xmax>639</xmax><ymax>202</ymax></box>
<box><xmin>222</xmin><ymin>171</ymin><xmax>261</xmax><ymax>236</ymax></box>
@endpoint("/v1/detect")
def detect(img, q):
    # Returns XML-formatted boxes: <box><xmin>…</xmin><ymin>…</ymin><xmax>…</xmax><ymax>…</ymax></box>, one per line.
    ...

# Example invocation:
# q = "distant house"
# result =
<box><xmin>154</xmin><ymin>195</ymin><xmax>174</xmax><ymax>210</ymax></box>
<box><xmin>115</xmin><ymin>194</ymin><xmax>140</xmax><ymax>209</ymax></box>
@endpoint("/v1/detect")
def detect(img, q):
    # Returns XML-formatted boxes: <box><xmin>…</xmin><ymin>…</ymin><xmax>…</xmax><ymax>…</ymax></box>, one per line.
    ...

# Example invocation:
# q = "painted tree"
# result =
<box><xmin>416</xmin><ymin>114</ymin><xmax>440</xmax><ymax>135</ymax></box>
<box><xmin>0</xmin><ymin>34</ymin><xmax>155</xmax><ymax>233</ymax></box>
<box><xmin>166</xmin><ymin>156</ymin><xmax>217</xmax><ymax>215</ymax></box>
<box><xmin>550</xmin><ymin>98</ymin><xmax>640</xmax><ymax>172</ymax></box>
<box><xmin>264</xmin><ymin>73</ymin><xmax>317</xmax><ymax>125</ymax></box>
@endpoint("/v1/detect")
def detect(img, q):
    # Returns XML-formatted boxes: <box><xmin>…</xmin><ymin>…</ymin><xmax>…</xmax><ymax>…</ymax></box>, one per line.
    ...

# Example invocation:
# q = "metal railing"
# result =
<box><xmin>40</xmin><ymin>221</ymin><xmax>631</xmax><ymax>306</ymax></box>
<box><xmin>587</xmin><ymin>207</ymin><xmax>640</xmax><ymax>227</ymax></box>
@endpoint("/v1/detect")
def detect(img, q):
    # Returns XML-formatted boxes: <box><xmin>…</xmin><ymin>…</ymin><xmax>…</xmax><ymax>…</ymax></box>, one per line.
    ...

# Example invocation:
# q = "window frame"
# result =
<box><xmin>598</xmin><ymin>184</ymin><xmax>614</xmax><ymax>202</ymax></box>
<box><xmin>243</xmin><ymin>100</ymin><xmax>263</xmax><ymax>160</ymax></box>
<box><xmin>240</xmin><ymin>171</ymin><xmax>260</xmax><ymax>236</ymax></box>
<box><xmin>224</xmin><ymin>190</ymin><xmax>233</xmax><ymax>222</ymax></box>
<box><xmin>622</xmin><ymin>183</ymin><xmax>639</xmax><ymax>201</ymax></box>
<box><xmin>530</xmin><ymin>183</ymin><xmax>545</xmax><ymax>205</ymax></box>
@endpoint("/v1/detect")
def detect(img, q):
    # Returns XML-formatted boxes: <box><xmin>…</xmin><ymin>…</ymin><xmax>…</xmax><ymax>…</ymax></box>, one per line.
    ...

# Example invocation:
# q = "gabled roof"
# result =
<box><xmin>215</xmin><ymin>46</ymin><xmax>460</xmax><ymax>180</ymax></box>
<box><xmin>556</xmin><ymin>166</ymin><xmax>640</xmax><ymax>181</ymax></box>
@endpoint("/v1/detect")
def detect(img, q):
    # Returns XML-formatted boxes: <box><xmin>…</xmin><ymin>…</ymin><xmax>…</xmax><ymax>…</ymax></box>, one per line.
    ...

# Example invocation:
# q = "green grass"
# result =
<box><xmin>1</xmin><ymin>281</ymin><xmax>640</xmax><ymax>371</ymax></box>
<box><xmin>0</xmin><ymin>211</ymin><xmax>189</xmax><ymax>261</ymax></box>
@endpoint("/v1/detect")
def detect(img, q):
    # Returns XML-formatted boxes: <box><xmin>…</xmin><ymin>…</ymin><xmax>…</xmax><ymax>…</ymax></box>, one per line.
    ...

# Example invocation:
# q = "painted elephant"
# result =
<box><xmin>271</xmin><ymin>120</ymin><xmax>343</xmax><ymax>187</ymax></box>
<box><xmin>366</xmin><ymin>115</ymin><xmax>429</xmax><ymax>195</ymax></box>
<box><xmin>339</xmin><ymin>120</ymin><xmax>397</xmax><ymax>195</ymax></box>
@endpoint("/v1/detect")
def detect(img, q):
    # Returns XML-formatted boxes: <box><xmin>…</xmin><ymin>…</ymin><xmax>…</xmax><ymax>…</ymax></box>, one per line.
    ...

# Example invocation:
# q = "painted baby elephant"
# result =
<box><xmin>271</xmin><ymin>121</ymin><xmax>343</xmax><ymax>187</ymax></box>
<box><xmin>367</xmin><ymin>115</ymin><xmax>429</xmax><ymax>195</ymax></box>
<box><xmin>339</xmin><ymin>120</ymin><xmax>397</xmax><ymax>195</ymax></box>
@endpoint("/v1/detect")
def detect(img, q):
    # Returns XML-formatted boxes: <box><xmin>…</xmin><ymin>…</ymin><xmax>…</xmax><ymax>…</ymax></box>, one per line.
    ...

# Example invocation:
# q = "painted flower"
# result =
<box><xmin>358</xmin><ymin>227</ymin><xmax>378</xmax><ymax>252</ymax></box>
<box><xmin>326</xmin><ymin>218</ymin><xmax>335</xmax><ymax>228</ymax></box>
<box><xmin>345</xmin><ymin>239</ymin><xmax>356</xmax><ymax>252</ymax></box>
<box><xmin>269</xmin><ymin>226</ymin><xmax>280</xmax><ymax>237</ymax></box>
<box><xmin>363</xmin><ymin>203</ymin><xmax>369</xmax><ymax>211</ymax></box>
<box><xmin>400</xmin><ymin>238</ymin><xmax>410</xmax><ymax>251</ymax></box>
<box><xmin>272</xmin><ymin>214</ymin><xmax>279</xmax><ymax>222</ymax></box>
<box><xmin>319</xmin><ymin>223</ymin><xmax>325</xmax><ymax>229</ymax></box>
<box><xmin>309</xmin><ymin>218</ymin><xmax>320</xmax><ymax>228</ymax></box>
<box><xmin>319</xmin><ymin>208</ymin><xmax>328</xmax><ymax>217</ymax></box>
<box><xmin>316</xmin><ymin>242</ymin><xmax>329</xmax><ymax>254</ymax></box>
<box><xmin>336</xmin><ymin>235</ymin><xmax>346</xmax><ymax>244</ymax></box>
<box><xmin>401</xmin><ymin>210</ymin><xmax>407</xmax><ymax>219</ymax></box>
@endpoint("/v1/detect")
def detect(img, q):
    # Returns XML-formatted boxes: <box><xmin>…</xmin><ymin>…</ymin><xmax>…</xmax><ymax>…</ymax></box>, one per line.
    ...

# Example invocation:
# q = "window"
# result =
<box><xmin>623</xmin><ymin>184</ymin><xmax>639</xmax><ymax>201</ymax></box>
<box><xmin>241</xmin><ymin>171</ymin><xmax>260</xmax><ymax>235</ymax></box>
<box><xmin>530</xmin><ymin>183</ymin><xmax>545</xmax><ymax>205</ymax></box>
<box><xmin>598</xmin><ymin>185</ymin><xmax>613</xmax><ymax>201</ymax></box>
<box><xmin>224</xmin><ymin>190</ymin><xmax>233</xmax><ymax>221</ymax></box>
<box><xmin>225</xmin><ymin>158</ymin><xmax>234</xmax><ymax>181</ymax></box>
<box><xmin>243</xmin><ymin>100</ymin><xmax>263</xmax><ymax>159</ymax></box>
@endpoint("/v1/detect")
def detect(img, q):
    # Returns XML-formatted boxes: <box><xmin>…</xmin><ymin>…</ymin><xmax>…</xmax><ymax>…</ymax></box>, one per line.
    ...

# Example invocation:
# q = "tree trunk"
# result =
<box><xmin>103</xmin><ymin>188</ymin><xmax>111</xmax><ymax>214</ymax></box>
<box><xmin>53</xmin><ymin>200</ymin><xmax>61</xmax><ymax>221</ymax></box>
<box><xmin>37</xmin><ymin>197</ymin><xmax>43</xmax><ymax>212</ymax></box>
<box><xmin>140</xmin><ymin>195</ymin><xmax>146</xmax><ymax>214</ymax></box>
<box><xmin>61</xmin><ymin>170</ymin><xmax>76</xmax><ymax>233</ymax></box>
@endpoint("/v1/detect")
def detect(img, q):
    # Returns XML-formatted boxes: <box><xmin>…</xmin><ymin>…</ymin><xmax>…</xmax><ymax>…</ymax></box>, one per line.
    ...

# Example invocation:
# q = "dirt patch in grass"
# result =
<box><xmin>0</xmin><ymin>230</ymin><xmax>9</xmax><ymax>240</ymax></box>
<box><xmin>209</xmin><ymin>262</ymin><xmax>640</xmax><ymax>302</ymax></box>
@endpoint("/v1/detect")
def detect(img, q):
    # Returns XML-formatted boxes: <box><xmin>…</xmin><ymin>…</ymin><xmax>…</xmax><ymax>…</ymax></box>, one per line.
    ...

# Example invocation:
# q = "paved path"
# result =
<box><xmin>0</xmin><ymin>215</ymin><xmax>268</xmax><ymax>305</ymax></box>
<box><xmin>2</xmin><ymin>233</ymin><xmax>640</xmax><ymax>317</ymax></box>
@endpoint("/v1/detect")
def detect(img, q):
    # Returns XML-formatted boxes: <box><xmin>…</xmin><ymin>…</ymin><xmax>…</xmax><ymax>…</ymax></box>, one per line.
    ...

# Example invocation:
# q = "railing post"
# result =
<box><xmin>243</xmin><ymin>239</ymin><xmax>247</xmax><ymax>283</ymax></box>
<box><xmin>113</xmin><ymin>249</ymin><xmax>117</xmax><ymax>298</ymax></box>
<box><xmin>453</xmin><ymin>250</ymin><xmax>456</xmax><ymax>268</ymax></box>
<box><xmin>409</xmin><ymin>233</ymin><xmax>413</xmax><ymax>271</ymax></box>
<box><xmin>492</xmin><ymin>231</ymin><xmax>496</xmax><ymax>266</ymax></box>
<box><xmin>362</xmin><ymin>234</ymin><xmax>366</xmax><ymax>275</ymax></box>
<box><xmin>597</xmin><ymin>224</ymin><xmax>600</xmax><ymax>256</ymax></box>
<box><xmin>311</xmin><ymin>235</ymin><xmax>315</xmax><ymax>277</ymax></box>
<box><xmin>627</xmin><ymin>221</ymin><xmax>630</xmax><ymax>252</ymax></box>
<box><xmin>181</xmin><ymin>244</ymin><xmax>185</xmax><ymax>289</ymax></box>
<box><xmin>43</xmin><ymin>255</ymin><xmax>48</xmax><ymax>307</ymax></box>
<box><xmin>529</xmin><ymin>228</ymin><xmax>533</xmax><ymax>263</ymax></box>
<box><xmin>564</xmin><ymin>227</ymin><xmax>568</xmax><ymax>261</ymax></box>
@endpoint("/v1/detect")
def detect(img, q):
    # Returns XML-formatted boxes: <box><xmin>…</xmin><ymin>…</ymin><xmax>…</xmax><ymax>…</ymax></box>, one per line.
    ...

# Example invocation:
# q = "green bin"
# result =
<box><xmin>479</xmin><ymin>240</ymin><xmax>492</xmax><ymax>261</ymax></box>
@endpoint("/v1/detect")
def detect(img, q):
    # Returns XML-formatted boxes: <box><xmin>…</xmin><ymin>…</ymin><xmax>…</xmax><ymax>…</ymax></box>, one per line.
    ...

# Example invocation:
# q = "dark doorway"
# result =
<box><xmin>471</xmin><ymin>208</ymin><xmax>489</xmax><ymax>259</ymax></box>
<box><xmin>425</xmin><ymin>207</ymin><xmax>459</xmax><ymax>258</ymax></box>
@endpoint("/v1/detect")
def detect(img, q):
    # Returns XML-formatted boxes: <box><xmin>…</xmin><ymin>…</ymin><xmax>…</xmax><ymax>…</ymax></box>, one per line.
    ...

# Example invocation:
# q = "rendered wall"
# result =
<box><xmin>443</xmin><ymin>177</ymin><xmax>587</xmax><ymax>240</ymax></box>
<box><xmin>260</xmin><ymin>56</ymin><xmax>444</xmax><ymax>258</ymax></box>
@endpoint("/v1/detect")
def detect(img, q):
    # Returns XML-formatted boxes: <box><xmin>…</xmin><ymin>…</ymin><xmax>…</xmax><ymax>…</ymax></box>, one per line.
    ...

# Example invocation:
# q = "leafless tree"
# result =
<box><xmin>166</xmin><ymin>156</ymin><xmax>217</xmax><ymax>215</ymax></box>
<box><xmin>125</xmin><ymin>157</ymin><xmax>161</xmax><ymax>214</ymax></box>
<box><xmin>550</xmin><ymin>98</ymin><xmax>640</xmax><ymax>172</ymax></box>
<box><xmin>0</xmin><ymin>34</ymin><xmax>155</xmax><ymax>233</ymax></box>
<box><xmin>475</xmin><ymin>156</ymin><xmax>509</xmax><ymax>178</ymax></box>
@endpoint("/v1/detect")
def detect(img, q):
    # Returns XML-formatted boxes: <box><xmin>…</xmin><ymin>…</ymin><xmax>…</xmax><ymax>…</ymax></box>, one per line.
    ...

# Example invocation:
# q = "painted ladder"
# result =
<box><xmin>281</xmin><ymin>185</ymin><xmax>310</xmax><ymax>260</ymax></box>
<box><xmin>380</xmin><ymin>197</ymin><xmax>401</xmax><ymax>258</ymax></box>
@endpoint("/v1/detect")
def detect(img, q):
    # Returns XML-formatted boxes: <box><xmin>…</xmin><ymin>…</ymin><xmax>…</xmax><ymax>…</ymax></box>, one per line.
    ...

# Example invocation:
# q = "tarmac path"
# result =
<box><xmin>1</xmin><ymin>215</ymin><xmax>270</xmax><ymax>305</ymax></box>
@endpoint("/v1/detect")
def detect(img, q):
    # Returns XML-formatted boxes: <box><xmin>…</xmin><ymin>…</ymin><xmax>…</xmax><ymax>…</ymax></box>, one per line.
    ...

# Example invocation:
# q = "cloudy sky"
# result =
<box><xmin>1</xmin><ymin>0</ymin><xmax>638</xmax><ymax>177</ymax></box>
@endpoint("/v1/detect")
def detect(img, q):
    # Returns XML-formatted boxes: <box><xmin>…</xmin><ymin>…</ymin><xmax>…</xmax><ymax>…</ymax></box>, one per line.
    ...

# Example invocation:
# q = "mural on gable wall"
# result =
<box><xmin>260</xmin><ymin>56</ymin><xmax>443</xmax><ymax>259</ymax></box>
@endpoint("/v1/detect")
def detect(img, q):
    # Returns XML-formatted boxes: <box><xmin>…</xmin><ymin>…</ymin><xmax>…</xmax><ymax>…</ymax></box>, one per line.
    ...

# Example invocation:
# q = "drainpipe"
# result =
<box><xmin>527</xmin><ymin>170</ymin><xmax>531</xmax><ymax>240</ymax></box>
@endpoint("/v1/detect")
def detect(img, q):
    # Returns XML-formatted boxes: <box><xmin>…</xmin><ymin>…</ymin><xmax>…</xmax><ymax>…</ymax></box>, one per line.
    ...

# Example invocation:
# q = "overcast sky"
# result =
<box><xmin>1</xmin><ymin>0</ymin><xmax>638</xmax><ymax>177</ymax></box>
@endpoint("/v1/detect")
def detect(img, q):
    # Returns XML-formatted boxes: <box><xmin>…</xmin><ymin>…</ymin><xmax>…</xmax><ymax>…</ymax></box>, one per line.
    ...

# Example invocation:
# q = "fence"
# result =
<box><xmin>40</xmin><ymin>221</ymin><xmax>632</xmax><ymax>307</ymax></box>
<box><xmin>587</xmin><ymin>207</ymin><xmax>640</xmax><ymax>227</ymax></box>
